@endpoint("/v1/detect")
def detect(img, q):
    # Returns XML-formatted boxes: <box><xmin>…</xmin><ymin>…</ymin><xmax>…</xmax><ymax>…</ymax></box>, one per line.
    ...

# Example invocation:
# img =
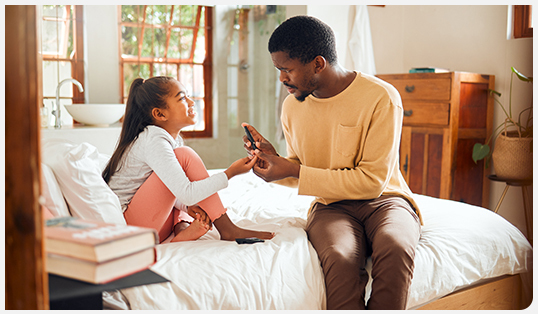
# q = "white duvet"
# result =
<box><xmin>113</xmin><ymin>170</ymin><xmax>532</xmax><ymax>310</ymax></box>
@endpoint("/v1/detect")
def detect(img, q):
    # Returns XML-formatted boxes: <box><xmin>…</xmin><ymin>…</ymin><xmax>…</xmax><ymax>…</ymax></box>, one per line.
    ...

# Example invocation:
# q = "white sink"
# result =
<box><xmin>64</xmin><ymin>104</ymin><xmax>126</xmax><ymax>126</ymax></box>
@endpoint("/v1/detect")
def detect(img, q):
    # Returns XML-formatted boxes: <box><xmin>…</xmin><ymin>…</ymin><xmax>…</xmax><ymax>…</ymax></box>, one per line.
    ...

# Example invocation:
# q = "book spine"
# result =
<box><xmin>410</xmin><ymin>68</ymin><xmax>435</xmax><ymax>73</ymax></box>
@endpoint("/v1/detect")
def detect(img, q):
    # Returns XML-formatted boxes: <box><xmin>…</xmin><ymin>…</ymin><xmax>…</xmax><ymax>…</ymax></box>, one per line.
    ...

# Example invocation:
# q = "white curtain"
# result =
<box><xmin>346</xmin><ymin>5</ymin><xmax>376</xmax><ymax>75</ymax></box>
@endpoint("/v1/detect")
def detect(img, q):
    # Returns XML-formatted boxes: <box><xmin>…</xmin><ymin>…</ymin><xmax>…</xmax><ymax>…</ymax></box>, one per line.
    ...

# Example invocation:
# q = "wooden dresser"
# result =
<box><xmin>377</xmin><ymin>72</ymin><xmax>495</xmax><ymax>208</ymax></box>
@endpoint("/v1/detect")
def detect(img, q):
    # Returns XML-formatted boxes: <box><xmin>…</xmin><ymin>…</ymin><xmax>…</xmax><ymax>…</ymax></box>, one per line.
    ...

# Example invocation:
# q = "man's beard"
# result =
<box><xmin>295</xmin><ymin>90</ymin><xmax>311</xmax><ymax>102</ymax></box>
<box><xmin>285</xmin><ymin>78</ymin><xmax>316</xmax><ymax>102</ymax></box>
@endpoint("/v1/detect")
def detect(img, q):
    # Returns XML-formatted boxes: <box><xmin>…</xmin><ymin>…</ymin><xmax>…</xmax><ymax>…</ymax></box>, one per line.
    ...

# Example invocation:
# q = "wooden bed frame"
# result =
<box><xmin>416</xmin><ymin>274</ymin><xmax>527</xmax><ymax>310</ymax></box>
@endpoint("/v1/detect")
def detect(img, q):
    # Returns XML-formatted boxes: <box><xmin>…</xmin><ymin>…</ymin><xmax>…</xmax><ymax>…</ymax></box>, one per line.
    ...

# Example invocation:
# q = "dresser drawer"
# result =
<box><xmin>402</xmin><ymin>102</ymin><xmax>450</xmax><ymax>126</ymax></box>
<box><xmin>388</xmin><ymin>78</ymin><xmax>451</xmax><ymax>101</ymax></box>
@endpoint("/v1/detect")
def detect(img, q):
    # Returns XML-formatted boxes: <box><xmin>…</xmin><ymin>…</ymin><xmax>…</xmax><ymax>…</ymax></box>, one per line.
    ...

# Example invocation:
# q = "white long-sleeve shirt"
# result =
<box><xmin>108</xmin><ymin>125</ymin><xmax>228</xmax><ymax>212</ymax></box>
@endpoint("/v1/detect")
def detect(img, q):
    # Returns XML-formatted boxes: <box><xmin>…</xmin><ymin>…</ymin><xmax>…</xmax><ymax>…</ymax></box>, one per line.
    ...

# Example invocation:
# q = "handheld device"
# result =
<box><xmin>243</xmin><ymin>126</ymin><xmax>259</xmax><ymax>150</ymax></box>
<box><xmin>235</xmin><ymin>237</ymin><xmax>265</xmax><ymax>244</ymax></box>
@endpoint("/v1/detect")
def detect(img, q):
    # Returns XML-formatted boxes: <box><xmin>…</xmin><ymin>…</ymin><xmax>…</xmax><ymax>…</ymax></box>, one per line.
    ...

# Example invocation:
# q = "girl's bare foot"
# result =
<box><xmin>213</xmin><ymin>213</ymin><xmax>275</xmax><ymax>241</ymax></box>
<box><xmin>171</xmin><ymin>218</ymin><xmax>210</xmax><ymax>242</ymax></box>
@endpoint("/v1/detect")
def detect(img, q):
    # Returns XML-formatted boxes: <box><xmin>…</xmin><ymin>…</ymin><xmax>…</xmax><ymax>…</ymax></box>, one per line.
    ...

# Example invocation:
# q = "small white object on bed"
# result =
<box><xmin>40</xmin><ymin>140</ymin><xmax>532</xmax><ymax>310</ymax></box>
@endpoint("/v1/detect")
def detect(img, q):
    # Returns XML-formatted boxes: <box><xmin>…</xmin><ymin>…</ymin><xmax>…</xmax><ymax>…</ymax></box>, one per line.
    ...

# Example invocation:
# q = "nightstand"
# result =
<box><xmin>48</xmin><ymin>269</ymin><xmax>169</xmax><ymax>310</ymax></box>
<box><xmin>488</xmin><ymin>175</ymin><xmax>533</xmax><ymax>245</ymax></box>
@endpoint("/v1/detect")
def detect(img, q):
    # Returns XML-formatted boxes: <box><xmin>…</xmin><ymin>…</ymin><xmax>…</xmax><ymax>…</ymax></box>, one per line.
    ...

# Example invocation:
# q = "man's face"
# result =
<box><xmin>270</xmin><ymin>51</ymin><xmax>318</xmax><ymax>102</ymax></box>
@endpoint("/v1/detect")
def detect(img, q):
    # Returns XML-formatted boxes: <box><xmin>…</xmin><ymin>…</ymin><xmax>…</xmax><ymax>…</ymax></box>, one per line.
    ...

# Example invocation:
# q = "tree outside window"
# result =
<box><xmin>119</xmin><ymin>5</ymin><xmax>213</xmax><ymax>138</ymax></box>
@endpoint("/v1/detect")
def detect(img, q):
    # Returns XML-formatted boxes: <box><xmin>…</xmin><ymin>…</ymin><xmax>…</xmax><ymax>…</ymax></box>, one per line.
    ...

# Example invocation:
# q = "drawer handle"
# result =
<box><xmin>404</xmin><ymin>110</ymin><xmax>413</xmax><ymax>117</ymax></box>
<box><xmin>405</xmin><ymin>85</ymin><xmax>415</xmax><ymax>93</ymax></box>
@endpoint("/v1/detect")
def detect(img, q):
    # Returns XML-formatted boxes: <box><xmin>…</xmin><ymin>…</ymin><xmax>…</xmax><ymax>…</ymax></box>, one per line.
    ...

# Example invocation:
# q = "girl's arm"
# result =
<box><xmin>145</xmin><ymin>135</ymin><xmax>228</xmax><ymax>206</ymax></box>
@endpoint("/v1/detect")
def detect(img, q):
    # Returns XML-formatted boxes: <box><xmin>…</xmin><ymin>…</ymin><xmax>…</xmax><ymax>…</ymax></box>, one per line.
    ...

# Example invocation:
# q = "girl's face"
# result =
<box><xmin>157</xmin><ymin>79</ymin><xmax>196</xmax><ymax>135</ymax></box>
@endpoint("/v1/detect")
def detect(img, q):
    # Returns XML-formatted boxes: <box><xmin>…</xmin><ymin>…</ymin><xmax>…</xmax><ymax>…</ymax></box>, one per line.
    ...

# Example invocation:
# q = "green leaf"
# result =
<box><xmin>472</xmin><ymin>143</ymin><xmax>490</xmax><ymax>164</ymax></box>
<box><xmin>511</xmin><ymin>67</ymin><xmax>533</xmax><ymax>82</ymax></box>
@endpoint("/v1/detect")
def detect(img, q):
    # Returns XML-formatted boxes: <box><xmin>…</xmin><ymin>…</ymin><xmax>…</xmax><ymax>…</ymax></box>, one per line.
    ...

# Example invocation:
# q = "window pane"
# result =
<box><xmin>42</xmin><ymin>5</ymin><xmax>67</xmax><ymax>18</ymax></box>
<box><xmin>168</xmin><ymin>28</ymin><xmax>181</xmax><ymax>59</ymax></box>
<box><xmin>168</xmin><ymin>28</ymin><xmax>194</xmax><ymax>60</ymax></box>
<box><xmin>153</xmin><ymin>27</ymin><xmax>167</xmax><ymax>58</ymax></box>
<box><xmin>141</xmin><ymin>26</ymin><xmax>155</xmax><ymax>57</ymax></box>
<box><xmin>42</xmin><ymin>5</ymin><xmax>73</xmax><ymax>58</ymax></box>
<box><xmin>42</xmin><ymin>20</ymin><xmax>62</xmax><ymax>54</ymax></box>
<box><xmin>121</xmin><ymin>5</ymin><xmax>143</xmax><ymax>23</ymax></box>
<box><xmin>173</xmin><ymin>5</ymin><xmax>198</xmax><ymax>26</ymax></box>
<box><xmin>193</xmin><ymin>27</ymin><xmax>206</xmax><ymax>63</ymax></box>
<box><xmin>193</xmin><ymin>64</ymin><xmax>204</xmax><ymax>98</ymax></box>
<box><xmin>123</xmin><ymin>63</ymin><xmax>150</xmax><ymax>96</ymax></box>
<box><xmin>179</xmin><ymin>64</ymin><xmax>194</xmax><ymax>93</ymax></box>
<box><xmin>121</xmin><ymin>26</ymin><xmax>140</xmax><ymax>57</ymax></box>
<box><xmin>149</xmin><ymin>5</ymin><xmax>171</xmax><ymax>25</ymax></box>
<box><xmin>154</xmin><ymin>63</ymin><xmax>178</xmax><ymax>78</ymax></box>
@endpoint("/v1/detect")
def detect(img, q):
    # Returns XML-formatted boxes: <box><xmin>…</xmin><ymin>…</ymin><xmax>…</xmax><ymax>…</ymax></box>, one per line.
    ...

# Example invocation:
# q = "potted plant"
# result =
<box><xmin>472</xmin><ymin>67</ymin><xmax>532</xmax><ymax>180</ymax></box>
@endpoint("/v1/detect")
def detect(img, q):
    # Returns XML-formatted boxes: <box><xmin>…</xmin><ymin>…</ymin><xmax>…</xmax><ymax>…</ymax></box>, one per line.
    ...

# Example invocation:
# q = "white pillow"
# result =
<box><xmin>40</xmin><ymin>163</ymin><xmax>71</xmax><ymax>217</ymax></box>
<box><xmin>41</xmin><ymin>139</ymin><xmax>126</xmax><ymax>225</ymax></box>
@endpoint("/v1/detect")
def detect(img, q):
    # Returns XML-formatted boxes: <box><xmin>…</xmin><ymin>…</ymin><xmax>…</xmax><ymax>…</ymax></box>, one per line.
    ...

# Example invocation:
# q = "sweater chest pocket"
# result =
<box><xmin>335</xmin><ymin>124</ymin><xmax>362</xmax><ymax>158</ymax></box>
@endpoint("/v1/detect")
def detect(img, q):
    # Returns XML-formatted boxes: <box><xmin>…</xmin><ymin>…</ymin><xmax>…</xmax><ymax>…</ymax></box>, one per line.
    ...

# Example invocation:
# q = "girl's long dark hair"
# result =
<box><xmin>102</xmin><ymin>76</ymin><xmax>173</xmax><ymax>183</ymax></box>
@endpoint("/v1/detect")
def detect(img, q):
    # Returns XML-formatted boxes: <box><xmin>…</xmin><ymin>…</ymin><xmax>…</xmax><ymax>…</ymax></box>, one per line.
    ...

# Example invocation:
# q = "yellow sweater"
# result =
<box><xmin>277</xmin><ymin>72</ymin><xmax>423</xmax><ymax>225</ymax></box>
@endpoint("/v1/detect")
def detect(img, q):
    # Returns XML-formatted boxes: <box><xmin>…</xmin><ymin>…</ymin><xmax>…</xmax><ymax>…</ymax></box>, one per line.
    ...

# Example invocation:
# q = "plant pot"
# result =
<box><xmin>491</xmin><ymin>131</ymin><xmax>533</xmax><ymax>180</ymax></box>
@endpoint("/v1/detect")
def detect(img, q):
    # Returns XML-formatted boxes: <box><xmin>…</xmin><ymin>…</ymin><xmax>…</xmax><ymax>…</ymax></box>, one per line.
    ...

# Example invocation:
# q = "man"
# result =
<box><xmin>242</xmin><ymin>15</ymin><xmax>422</xmax><ymax>310</ymax></box>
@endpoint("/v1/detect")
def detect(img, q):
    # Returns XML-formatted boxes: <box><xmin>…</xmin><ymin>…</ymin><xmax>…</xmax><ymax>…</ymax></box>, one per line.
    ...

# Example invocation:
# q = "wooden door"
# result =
<box><xmin>400</xmin><ymin>126</ymin><xmax>448</xmax><ymax>199</ymax></box>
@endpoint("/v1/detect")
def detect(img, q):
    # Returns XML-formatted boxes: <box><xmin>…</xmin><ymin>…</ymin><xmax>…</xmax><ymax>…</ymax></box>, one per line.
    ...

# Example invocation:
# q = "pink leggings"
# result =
<box><xmin>124</xmin><ymin>146</ymin><xmax>226</xmax><ymax>242</ymax></box>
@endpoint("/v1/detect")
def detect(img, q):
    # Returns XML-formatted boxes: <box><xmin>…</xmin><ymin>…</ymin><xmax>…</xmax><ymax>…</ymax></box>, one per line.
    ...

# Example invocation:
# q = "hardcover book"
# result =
<box><xmin>45</xmin><ymin>216</ymin><xmax>158</xmax><ymax>263</ymax></box>
<box><xmin>409</xmin><ymin>67</ymin><xmax>449</xmax><ymax>73</ymax></box>
<box><xmin>46</xmin><ymin>247</ymin><xmax>156</xmax><ymax>284</ymax></box>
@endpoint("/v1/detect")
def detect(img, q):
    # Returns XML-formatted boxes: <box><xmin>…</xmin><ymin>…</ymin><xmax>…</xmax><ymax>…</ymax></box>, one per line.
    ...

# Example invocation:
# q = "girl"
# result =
<box><xmin>103</xmin><ymin>76</ymin><xmax>274</xmax><ymax>243</ymax></box>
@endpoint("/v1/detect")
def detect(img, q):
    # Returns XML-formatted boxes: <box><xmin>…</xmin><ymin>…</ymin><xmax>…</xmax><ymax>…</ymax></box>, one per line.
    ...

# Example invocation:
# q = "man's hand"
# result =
<box><xmin>253</xmin><ymin>150</ymin><xmax>300</xmax><ymax>182</ymax></box>
<box><xmin>241</xmin><ymin>123</ymin><xmax>278</xmax><ymax>157</ymax></box>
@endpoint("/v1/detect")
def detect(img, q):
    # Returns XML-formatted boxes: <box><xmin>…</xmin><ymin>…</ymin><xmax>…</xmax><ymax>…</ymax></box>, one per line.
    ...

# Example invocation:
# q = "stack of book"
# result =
<box><xmin>45</xmin><ymin>216</ymin><xmax>159</xmax><ymax>284</ymax></box>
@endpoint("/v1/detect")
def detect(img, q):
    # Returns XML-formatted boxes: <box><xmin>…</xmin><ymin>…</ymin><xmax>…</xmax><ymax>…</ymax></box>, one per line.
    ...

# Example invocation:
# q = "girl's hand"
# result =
<box><xmin>224</xmin><ymin>155</ymin><xmax>258</xmax><ymax>179</ymax></box>
<box><xmin>187</xmin><ymin>205</ymin><xmax>212</xmax><ymax>229</ymax></box>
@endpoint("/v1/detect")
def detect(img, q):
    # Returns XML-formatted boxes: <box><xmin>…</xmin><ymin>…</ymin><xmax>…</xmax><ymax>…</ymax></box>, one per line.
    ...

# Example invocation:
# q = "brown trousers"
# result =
<box><xmin>305</xmin><ymin>195</ymin><xmax>421</xmax><ymax>310</ymax></box>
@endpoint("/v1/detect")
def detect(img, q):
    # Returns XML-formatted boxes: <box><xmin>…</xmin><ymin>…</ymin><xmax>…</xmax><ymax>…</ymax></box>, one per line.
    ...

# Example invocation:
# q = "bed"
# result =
<box><xmin>40</xmin><ymin>139</ymin><xmax>532</xmax><ymax>310</ymax></box>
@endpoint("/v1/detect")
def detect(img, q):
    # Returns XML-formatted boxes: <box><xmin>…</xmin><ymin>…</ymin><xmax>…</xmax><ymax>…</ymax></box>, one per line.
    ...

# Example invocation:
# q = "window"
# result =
<box><xmin>119</xmin><ymin>5</ymin><xmax>213</xmax><ymax>138</ymax></box>
<box><xmin>41</xmin><ymin>5</ymin><xmax>85</xmax><ymax>106</ymax></box>
<box><xmin>514</xmin><ymin>5</ymin><xmax>533</xmax><ymax>38</ymax></box>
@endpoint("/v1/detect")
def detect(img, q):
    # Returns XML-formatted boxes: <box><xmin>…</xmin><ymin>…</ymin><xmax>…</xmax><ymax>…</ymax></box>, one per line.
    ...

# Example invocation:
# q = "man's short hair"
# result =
<box><xmin>268</xmin><ymin>15</ymin><xmax>337</xmax><ymax>65</ymax></box>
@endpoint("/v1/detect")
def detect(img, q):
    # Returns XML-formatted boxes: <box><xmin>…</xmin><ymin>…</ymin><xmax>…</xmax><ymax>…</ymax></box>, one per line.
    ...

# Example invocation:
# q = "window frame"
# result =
<box><xmin>118</xmin><ymin>5</ymin><xmax>213</xmax><ymax>138</ymax></box>
<box><xmin>513</xmin><ymin>5</ymin><xmax>533</xmax><ymax>38</ymax></box>
<box><xmin>41</xmin><ymin>5</ymin><xmax>85</xmax><ymax>104</ymax></box>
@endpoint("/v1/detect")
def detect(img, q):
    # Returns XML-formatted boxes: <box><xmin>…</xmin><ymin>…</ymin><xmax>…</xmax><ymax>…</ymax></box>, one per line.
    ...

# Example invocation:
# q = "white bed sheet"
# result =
<box><xmin>112</xmin><ymin>170</ymin><xmax>531</xmax><ymax>310</ymax></box>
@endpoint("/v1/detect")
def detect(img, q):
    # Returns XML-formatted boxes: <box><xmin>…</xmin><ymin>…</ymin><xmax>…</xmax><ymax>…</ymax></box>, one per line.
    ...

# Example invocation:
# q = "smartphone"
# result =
<box><xmin>243</xmin><ymin>126</ymin><xmax>259</xmax><ymax>150</ymax></box>
<box><xmin>235</xmin><ymin>237</ymin><xmax>265</xmax><ymax>244</ymax></box>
